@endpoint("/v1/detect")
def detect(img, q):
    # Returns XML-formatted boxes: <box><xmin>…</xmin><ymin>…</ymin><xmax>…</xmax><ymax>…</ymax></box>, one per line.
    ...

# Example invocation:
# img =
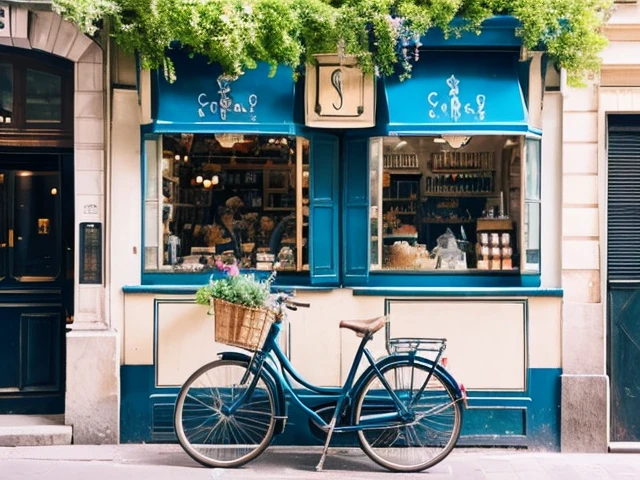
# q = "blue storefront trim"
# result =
<box><xmin>123</xmin><ymin>284</ymin><xmax>335</xmax><ymax>295</ymax></box>
<box><xmin>353</xmin><ymin>287</ymin><xmax>563</xmax><ymax>298</ymax></box>
<box><xmin>120</xmin><ymin>365</ymin><xmax>560</xmax><ymax>449</ymax></box>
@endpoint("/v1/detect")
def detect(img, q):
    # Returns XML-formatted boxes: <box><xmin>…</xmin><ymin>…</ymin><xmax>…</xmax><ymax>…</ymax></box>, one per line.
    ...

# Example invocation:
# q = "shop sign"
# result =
<box><xmin>305</xmin><ymin>55</ymin><xmax>375</xmax><ymax>128</ymax></box>
<box><xmin>427</xmin><ymin>75</ymin><xmax>486</xmax><ymax>123</ymax></box>
<box><xmin>197</xmin><ymin>75</ymin><xmax>259</xmax><ymax>122</ymax></box>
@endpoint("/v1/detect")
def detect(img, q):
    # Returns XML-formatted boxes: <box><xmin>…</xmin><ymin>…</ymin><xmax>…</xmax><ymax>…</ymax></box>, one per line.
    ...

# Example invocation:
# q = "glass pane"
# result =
<box><xmin>369</xmin><ymin>136</ymin><xmax>520</xmax><ymax>272</ymax></box>
<box><xmin>0</xmin><ymin>63</ymin><xmax>13</xmax><ymax>124</ymax></box>
<box><xmin>526</xmin><ymin>139</ymin><xmax>541</xmax><ymax>201</ymax></box>
<box><xmin>369</xmin><ymin>138</ymin><xmax>382</xmax><ymax>269</ymax></box>
<box><xmin>0</xmin><ymin>172</ymin><xmax>6</xmax><ymax>279</ymax></box>
<box><xmin>13</xmin><ymin>172</ymin><xmax>61</xmax><ymax>280</ymax></box>
<box><xmin>145</xmin><ymin>133</ymin><xmax>306</xmax><ymax>273</ymax></box>
<box><xmin>144</xmin><ymin>138</ymin><xmax>160</xmax><ymax>270</ymax></box>
<box><xmin>26</xmin><ymin>69</ymin><xmax>62</xmax><ymax>123</ymax></box>
<box><xmin>524</xmin><ymin>202</ymin><xmax>541</xmax><ymax>272</ymax></box>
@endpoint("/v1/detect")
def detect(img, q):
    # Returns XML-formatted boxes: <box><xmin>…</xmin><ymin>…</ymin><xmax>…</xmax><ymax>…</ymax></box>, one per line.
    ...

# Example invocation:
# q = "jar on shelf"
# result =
<box><xmin>501</xmin><ymin>233</ymin><xmax>511</xmax><ymax>247</ymax></box>
<box><xmin>490</xmin><ymin>233</ymin><xmax>500</xmax><ymax>247</ymax></box>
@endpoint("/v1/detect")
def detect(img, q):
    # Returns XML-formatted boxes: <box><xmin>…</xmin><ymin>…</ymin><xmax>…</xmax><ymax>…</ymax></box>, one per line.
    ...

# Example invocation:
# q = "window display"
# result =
<box><xmin>370</xmin><ymin>136</ymin><xmax>531</xmax><ymax>272</ymax></box>
<box><xmin>144</xmin><ymin>134</ymin><xmax>310</xmax><ymax>273</ymax></box>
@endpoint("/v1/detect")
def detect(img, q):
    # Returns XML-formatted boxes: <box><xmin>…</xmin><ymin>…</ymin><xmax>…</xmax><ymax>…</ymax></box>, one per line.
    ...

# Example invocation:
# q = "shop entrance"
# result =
<box><xmin>607</xmin><ymin>115</ymin><xmax>640</xmax><ymax>442</ymax></box>
<box><xmin>0</xmin><ymin>152</ymin><xmax>73</xmax><ymax>414</ymax></box>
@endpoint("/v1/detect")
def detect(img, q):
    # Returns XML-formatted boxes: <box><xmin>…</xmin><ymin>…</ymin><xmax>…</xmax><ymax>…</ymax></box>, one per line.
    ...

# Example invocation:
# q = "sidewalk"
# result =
<box><xmin>0</xmin><ymin>444</ymin><xmax>639</xmax><ymax>480</ymax></box>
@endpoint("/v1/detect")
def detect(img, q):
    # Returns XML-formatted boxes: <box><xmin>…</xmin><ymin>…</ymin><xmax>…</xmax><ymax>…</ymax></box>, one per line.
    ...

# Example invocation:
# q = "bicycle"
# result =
<box><xmin>174</xmin><ymin>292</ymin><xmax>468</xmax><ymax>472</ymax></box>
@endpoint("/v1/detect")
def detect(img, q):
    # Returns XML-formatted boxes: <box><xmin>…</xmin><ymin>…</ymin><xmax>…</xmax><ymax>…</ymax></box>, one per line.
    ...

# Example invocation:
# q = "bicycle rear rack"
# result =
<box><xmin>386</xmin><ymin>337</ymin><xmax>447</xmax><ymax>364</ymax></box>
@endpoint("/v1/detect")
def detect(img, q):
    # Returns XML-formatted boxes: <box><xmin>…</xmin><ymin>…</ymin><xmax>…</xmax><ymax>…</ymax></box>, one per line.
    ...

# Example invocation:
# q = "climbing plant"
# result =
<box><xmin>52</xmin><ymin>0</ymin><xmax>612</xmax><ymax>86</ymax></box>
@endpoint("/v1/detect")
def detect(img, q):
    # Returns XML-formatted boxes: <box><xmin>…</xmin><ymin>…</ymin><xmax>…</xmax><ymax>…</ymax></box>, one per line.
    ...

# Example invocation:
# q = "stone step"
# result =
<box><xmin>0</xmin><ymin>415</ymin><xmax>72</xmax><ymax>446</ymax></box>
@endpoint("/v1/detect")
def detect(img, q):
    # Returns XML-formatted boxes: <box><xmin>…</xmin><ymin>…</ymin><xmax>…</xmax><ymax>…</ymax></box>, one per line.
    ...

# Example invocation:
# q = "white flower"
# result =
<box><xmin>243</xmin><ymin>5</ymin><xmax>253</xmax><ymax>15</ymax></box>
<box><xmin>220</xmin><ymin>14</ymin><xmax>230</xmax><ymax>23</ymax></box>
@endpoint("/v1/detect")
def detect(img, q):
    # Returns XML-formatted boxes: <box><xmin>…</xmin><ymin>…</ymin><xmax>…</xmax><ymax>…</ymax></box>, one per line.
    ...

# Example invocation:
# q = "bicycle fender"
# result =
<box><xmin>218</xmin><ymin>351</ymin><xmax>288</xmax><ymax>433</ymax></box>
<box><xmin>349</xmin><ymin>353</ymin><xmax>465</xmax><ymax>423</ymax></box>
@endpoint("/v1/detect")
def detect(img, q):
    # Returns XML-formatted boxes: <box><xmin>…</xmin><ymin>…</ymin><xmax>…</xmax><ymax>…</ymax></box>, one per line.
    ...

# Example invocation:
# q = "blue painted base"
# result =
<box><xmin>120</xmin><ymin>366</ymin><xmax>560</xmax><ymax>450</ymax></box>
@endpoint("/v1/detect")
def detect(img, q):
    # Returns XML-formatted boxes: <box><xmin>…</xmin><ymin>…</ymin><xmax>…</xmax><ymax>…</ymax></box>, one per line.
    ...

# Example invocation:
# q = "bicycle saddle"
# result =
<box><xmin>339</xmin><ymin>316</ymin><xmax>386</xmax><ymax>337</ymax></box>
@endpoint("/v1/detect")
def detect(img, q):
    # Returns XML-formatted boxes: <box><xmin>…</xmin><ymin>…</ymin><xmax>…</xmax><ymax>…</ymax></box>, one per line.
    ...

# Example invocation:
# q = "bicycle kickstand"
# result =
<box><xmin>315</xmin><ymin>417</ymin><xmax>336</xmax><ymax>471</ymax></box>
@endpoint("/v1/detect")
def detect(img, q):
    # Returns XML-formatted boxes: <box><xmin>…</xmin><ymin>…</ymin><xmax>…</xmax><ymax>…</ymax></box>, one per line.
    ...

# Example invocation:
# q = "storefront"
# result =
<box><xmin>120</xmin><ymin>17</ymin><xmax>563</xmax><ymax>449</ymax></box>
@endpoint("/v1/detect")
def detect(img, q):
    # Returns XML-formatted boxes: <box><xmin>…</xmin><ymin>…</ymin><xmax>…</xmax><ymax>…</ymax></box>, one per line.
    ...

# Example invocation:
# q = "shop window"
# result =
<box><xmin>144</xmin><ymin>134</ymin><xmax>310</xmax><ymax>273</ymax></box>
<box><xmin>370</xmin><ymin>136</ymin><xmax>525</xmax><ymax>273</ymax></box>
<box><xmin>524</xmin><ymin>138</ymin><xmax>541</xmax><ymax>273</ymax></box>
<box><xmin>26</xmin><ymin>69</ymin><xmax>62</xmax><ymax>123</ymax></box>
<box><xmin>0</xmin><ymin>63</ymin><xmax>13</xmax><ymax>124</ymax></box>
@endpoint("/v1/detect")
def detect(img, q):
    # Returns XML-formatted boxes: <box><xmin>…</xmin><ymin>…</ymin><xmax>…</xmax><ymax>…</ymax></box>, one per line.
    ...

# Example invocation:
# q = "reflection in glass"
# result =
<box><xmin>526</xmin><ymin>139</ymin><xmax>541</xmax><ymax>201</ymax></box>
<box><xmin>13</xmin><ymin>172</ymin><xmax>61</xmax><ymax>280</ymax></box>
<box><xmin>0</xmin><ymin>173</ymin><xmax>6</xmax><ymax>279</ymax></box>
<box><xmin>26</xmin><ymin>69</ymin><xmax>62</xmax><ymax>123</ymax></box>
<box><xmin>524</xmin><ymin>202</ymin><xmax>541</xmax><ymax>272</ymax></box>
<box><xmin>0</xmin><ymin>63</ymin><xmax>13</xmax><ymax>124</ymax></box>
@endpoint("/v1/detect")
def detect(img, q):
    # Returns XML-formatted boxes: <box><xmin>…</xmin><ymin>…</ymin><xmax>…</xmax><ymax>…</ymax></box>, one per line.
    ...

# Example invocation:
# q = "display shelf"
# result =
<box><xmin>431</xmin><ymin>169</ymin><xmax>495</xmax><ymax>174</ymax></box>
<box><xmin>422</xmin><ymin>218</ymin><xmax>475</xmax><ymax>224</ymax></box>
<box><xmin>423</xmin><ymin>192</ymin><xmax>497</xmax><ymax>197</ymax></box>
<box><xmin>383</xmin><ymin>197</ymin><xmax>419</xmax><ymax>202</ymax></box>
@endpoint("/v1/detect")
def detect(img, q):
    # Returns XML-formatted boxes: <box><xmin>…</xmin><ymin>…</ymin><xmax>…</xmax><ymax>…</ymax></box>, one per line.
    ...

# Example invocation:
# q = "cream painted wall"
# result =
<box><xmin>124</xmin><ymin>291</ymin><xmax>561</xmax><ymax>391</ymax></box>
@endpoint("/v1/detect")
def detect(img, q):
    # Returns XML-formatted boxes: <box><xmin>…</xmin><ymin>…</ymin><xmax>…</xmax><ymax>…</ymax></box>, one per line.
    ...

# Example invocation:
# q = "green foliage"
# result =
<box><xmin>195</xmin><ymin>273</ymin><xmax>273</xmax><ymax>309</ymax></box>
<box><xmin>53</xmin><ymin>0</ymin><xmax>612</xmax><ymax>86</ymax></box>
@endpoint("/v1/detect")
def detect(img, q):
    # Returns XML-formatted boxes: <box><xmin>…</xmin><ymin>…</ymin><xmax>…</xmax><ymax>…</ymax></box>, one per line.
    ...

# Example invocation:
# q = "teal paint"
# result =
<box><xmin>309</xmin><ymin>134</ymin><xmax>340</xmax><ymax>285</ymax></box>
<box><xmin>120</xmin><ymin>365</ymin><xmax>560</xmax><ymax>449</ymax></box>
<box><xmin>353</xmin><ymin>287</ymin><xmax>562</xmax><ymax>297</ymax></box>
<box><xmin>342</xmin><ymin>137</ymin><xmax>370</xmax><ymax>283</ymax></box>
<box><xmin>151</xmin><ymin>52</ymin><xmax>299</xmax><ymax>135</ymax></box>
<box><xmin>383</xmin><ymin>51</ymin><xmax>528</xmax><ymax>136</ymax></box>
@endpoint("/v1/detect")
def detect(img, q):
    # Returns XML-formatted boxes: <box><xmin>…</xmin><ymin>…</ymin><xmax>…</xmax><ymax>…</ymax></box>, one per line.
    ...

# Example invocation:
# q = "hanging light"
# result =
<box><xmin>203</xmin><ymin>179</ymin><xmax>212</xmax><ymax>188</ymax></box>
<box><xmin>439</xmin><ymin>135</ymin><xmax>471</xmax><ymax>149</ymax></box>
<box><xmin>211</xmin><ymin>175</ymin><xmax>219</xmax><ymax>185</ymax></box>
<box><xmin>196</xmin><ymin>175</ymin><xmax>203</xmax><ymax>184</ymax></box>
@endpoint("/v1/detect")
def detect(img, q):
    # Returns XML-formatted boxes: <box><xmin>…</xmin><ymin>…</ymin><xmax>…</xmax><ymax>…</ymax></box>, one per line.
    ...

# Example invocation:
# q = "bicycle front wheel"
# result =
<box><xmin>174</xmin><ymin>359</ymin><xmax>276</xmax><ymax>468</ymax></box>
<box><xmin>354</xmin><ymin>360</ymin><xmax>462</xmax><ymax>472</ymax></box>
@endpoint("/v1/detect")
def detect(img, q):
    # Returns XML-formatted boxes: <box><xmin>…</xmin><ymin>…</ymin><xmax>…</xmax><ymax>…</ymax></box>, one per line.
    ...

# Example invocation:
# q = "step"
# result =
<box><xmin>0</xmin><ymin>415</ymin><xmax>72</xmax><ymax>446</ymax></box>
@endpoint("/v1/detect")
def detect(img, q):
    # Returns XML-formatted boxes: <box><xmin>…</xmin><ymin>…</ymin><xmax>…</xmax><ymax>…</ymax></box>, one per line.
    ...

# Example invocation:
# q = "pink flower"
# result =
<box><xmin>215</xmin><ymin>259</ymin><xmax>224</xmax><ymax>270</ymax></box>
<box><xmin>226</xmin><ymin>264</ymin><xmax>240</xmax><ymax>276</ymax></box>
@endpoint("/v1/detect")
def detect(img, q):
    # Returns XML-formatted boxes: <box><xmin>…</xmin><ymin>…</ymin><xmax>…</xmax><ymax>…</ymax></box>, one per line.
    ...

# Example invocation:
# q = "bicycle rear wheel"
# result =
<box><xmin>353</xmin><ymin>360</ymin><xmax>462</xmax><ymax>472</ymax></box>
<box><xmin>174</xmin><ymin>359</ymin><xmax>276</xmax><ymax>468</ymax></box>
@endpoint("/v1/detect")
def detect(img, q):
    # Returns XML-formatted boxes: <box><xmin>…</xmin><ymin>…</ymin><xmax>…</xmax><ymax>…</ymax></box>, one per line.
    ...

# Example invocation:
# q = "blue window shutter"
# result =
<box><xmin>310</xmin><ymin>134</ymin><xmax>340</xmax><ymax>285</ymax></box>
<box><xmin>343</xmin><ymin>137</ymin><xmax>370</xmax><ymax>285</ymax></box>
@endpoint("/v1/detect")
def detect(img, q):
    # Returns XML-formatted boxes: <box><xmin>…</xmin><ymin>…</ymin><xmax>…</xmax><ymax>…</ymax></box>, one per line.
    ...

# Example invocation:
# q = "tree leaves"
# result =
<box><xmin>53</xmin><ymin>0</ymin><xmax>612</xmax><ymax>86</ymax></box>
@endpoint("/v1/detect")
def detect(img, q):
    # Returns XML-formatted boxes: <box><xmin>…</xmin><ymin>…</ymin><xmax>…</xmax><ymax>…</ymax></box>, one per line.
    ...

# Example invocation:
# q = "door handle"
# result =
<box><xmin>8</xmin><ymin>228</ymin><xmax>13</xmax><ymax>247</ymax></box>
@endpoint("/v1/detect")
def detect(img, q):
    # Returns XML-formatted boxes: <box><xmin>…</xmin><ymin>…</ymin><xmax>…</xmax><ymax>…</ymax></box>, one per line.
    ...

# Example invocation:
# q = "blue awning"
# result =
<box><xmin>382</xmin><ymin>51</ymin><xmax>529</xmax><ymax>135</ymax></box>
<box><xmin>151</xmin><ymin>53</ymin><xmax>301</xmax><ymax>135</ymax></box>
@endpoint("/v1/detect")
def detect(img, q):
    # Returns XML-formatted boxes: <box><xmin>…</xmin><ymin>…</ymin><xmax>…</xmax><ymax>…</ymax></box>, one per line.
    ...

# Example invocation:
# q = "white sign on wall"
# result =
<box><xmin>305</xmin><ymin>55</ymin><xmax>375</xmax><ymax>128</ymax></box>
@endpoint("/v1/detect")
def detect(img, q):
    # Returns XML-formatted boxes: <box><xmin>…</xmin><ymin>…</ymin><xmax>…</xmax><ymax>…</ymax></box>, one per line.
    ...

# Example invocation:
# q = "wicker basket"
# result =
<box><xmin>211</xmin><ymin>298</ymin><xmax>273</xmax><ymax>351</ymax></box>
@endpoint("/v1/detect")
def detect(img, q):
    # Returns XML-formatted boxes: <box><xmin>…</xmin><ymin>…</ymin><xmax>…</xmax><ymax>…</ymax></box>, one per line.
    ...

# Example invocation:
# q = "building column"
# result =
<box><xmin>560</xmin><ymin>82</ymin><xmax>608</xmax><ymax>452</ymax></box>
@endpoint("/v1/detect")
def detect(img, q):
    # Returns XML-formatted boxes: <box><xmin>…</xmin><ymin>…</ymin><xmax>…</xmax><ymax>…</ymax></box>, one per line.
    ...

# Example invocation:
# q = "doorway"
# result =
<box><xmin>607</xmin><ymin>115</ymin><xmax>640</xmax><ymax>442</ymax></box>
<box><xmin>0</xmin><ymin>151</ymin><xmax>73</xmax><ymax>414</ymax></box>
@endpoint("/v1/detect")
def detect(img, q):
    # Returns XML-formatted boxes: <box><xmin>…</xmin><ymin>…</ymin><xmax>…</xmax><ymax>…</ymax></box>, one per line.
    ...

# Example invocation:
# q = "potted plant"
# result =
<box><xmin>195</xmin><ymin>260</ymin><xmax>275</xmax><ymax>351</ymax></box>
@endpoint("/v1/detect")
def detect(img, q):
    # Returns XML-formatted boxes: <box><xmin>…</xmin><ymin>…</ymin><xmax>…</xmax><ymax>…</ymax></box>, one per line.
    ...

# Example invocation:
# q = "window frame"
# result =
<box><xmin>141</xmin><ymin>132</ymin><xmax>312</xmax><ymax>280</ymax></box>
<box><xmin>0</xmin><ymin>50</ymin><xmax>73</xmax><ymax>146</ymax></box>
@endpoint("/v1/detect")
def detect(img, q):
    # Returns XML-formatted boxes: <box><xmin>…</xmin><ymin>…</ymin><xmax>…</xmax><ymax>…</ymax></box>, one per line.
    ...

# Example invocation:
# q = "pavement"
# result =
<box><xmin>1</xmin><ymin>445</ymin><xmax>640</xmax><ymax>480</ymax></box>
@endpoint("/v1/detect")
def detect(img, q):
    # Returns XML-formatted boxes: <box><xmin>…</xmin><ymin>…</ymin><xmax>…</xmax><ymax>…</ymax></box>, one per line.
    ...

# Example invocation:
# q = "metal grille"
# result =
<box><xmin>608</xmin><ymin>122</ymin><xmax>640</xmax><ymax>281</ymax></box>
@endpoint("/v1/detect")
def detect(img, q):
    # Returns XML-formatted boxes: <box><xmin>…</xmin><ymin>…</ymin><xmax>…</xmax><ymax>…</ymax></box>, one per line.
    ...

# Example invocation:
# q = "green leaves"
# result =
<box><xmin>195</xmin><ymin>274</ymin><xmax>272</xmax><ymax>309</ymax></box>
<box><xmin>53</xmin><ymin>0</ymin><xmax>612</xmax><ymax>87</ymax></box>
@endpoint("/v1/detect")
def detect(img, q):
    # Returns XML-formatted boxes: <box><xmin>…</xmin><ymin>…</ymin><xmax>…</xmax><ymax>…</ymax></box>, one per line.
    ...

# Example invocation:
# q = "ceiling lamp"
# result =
<box><xmin>215</xmin><ymin>133</ymin><xmax>244</xmax><ymax>148</ymax></box>
<box><xmin>437</xmin><ymin>135</ymin><xmax>471</xmax><ymax>149</ymax></box>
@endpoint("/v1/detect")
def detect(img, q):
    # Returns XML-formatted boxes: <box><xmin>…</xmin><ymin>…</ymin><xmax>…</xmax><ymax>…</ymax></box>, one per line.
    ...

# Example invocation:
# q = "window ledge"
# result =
<box><xmin>351</xmin><ymin>287</ymin><xmax>563</xmax><ymax>297</ymax></box>
<box><xmin>123</xmin><ymin>284</ymin><xmax>335</xmax><ymax>295</ymax></box>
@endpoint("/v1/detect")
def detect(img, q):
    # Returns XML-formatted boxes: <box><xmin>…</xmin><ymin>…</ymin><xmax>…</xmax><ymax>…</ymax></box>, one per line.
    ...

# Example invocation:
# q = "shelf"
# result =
<box><xmin>422</xmin><ymin>218</ymin><xmax>475</xmax><ymax>224</ymax></box>
<box><xmin>431</xmin><ymin>169</ymin><xmax>495</xmax><ymax>174</ymax></box>
<box><xmin>385</xmin><ymin>169</ymin><xmax>422</xmax><ymax>175</ymax></box>
<box><xmin>221</xmin><ymin>163</ymin><xmax>294</xmax><ymax>171</ymax></box>
<box><xmin>424</xmin><ymin>192</ymin><xmax>496</xmax><ymax>197</ymax></box>
<box><xmin>163</xmin><ymin>175</ymin><xmax>180</xmax><ymax>183</ymax></box>
<box><xmin>392</xmin><ymin>212</ymin><xmax>417</xmax><ymax>215</ymax></box>
<box><xmin>264</xmin><ymin>207</ymin><xmax>295</xmax><ymax>212</ymax></box>
<box><xmin>383</xmin><ymin>198</ymin><xmax>419</xmax><ymax>202</ymax></box>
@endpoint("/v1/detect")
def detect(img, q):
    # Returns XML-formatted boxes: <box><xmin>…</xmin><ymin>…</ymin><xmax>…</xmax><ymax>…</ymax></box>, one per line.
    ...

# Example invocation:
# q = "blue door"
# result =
<box><xmin>0</xmin><ymin>153</ymin><xmax>73</xmax><ymax>414</ymax></box>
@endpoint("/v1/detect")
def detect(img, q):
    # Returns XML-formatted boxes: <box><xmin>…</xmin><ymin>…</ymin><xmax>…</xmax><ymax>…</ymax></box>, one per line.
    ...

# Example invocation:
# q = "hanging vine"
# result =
<box><xmin>52</xmin><ymin>0</ymin><xmax>612</xmax><ymax>86</ymax></box>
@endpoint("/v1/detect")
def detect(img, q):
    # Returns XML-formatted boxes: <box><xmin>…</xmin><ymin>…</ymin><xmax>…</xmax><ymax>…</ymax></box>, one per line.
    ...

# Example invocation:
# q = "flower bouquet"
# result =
<box><xmin>195</xmin><ymin>260</ymin><xmax>276</xmax><ymax>351</ymax></box>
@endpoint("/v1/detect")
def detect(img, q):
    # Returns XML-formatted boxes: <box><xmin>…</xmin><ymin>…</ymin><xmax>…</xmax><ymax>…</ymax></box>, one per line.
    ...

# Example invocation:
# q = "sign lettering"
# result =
<box><xmin>197</xmin><ymin>75</ymin><xmax>259</xmax><ymax>122</ymax></box>
<box><xmin>427</xmin><ymin>75</ymin><xmax>486</xmax><ymax>122</ymax></box>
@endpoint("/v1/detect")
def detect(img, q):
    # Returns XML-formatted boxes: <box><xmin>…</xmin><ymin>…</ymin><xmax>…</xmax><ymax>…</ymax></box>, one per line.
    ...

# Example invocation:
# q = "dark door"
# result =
<box><xmin>608</xmin><ymin>115</ymin><xmax>640</xmax><ymax>442</ymax></box>
<box><xmin>0</xmin><ymin>152</ymin><xmax>73</xmax><ymax>414</ymax></box>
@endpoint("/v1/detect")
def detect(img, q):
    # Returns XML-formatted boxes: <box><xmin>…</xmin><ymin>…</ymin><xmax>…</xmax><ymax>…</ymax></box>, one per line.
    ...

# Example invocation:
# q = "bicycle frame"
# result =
<box><xmin>226</xmin><ymin>320</ymin><xmax>414</xmax><ymax>434</ymax></box>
